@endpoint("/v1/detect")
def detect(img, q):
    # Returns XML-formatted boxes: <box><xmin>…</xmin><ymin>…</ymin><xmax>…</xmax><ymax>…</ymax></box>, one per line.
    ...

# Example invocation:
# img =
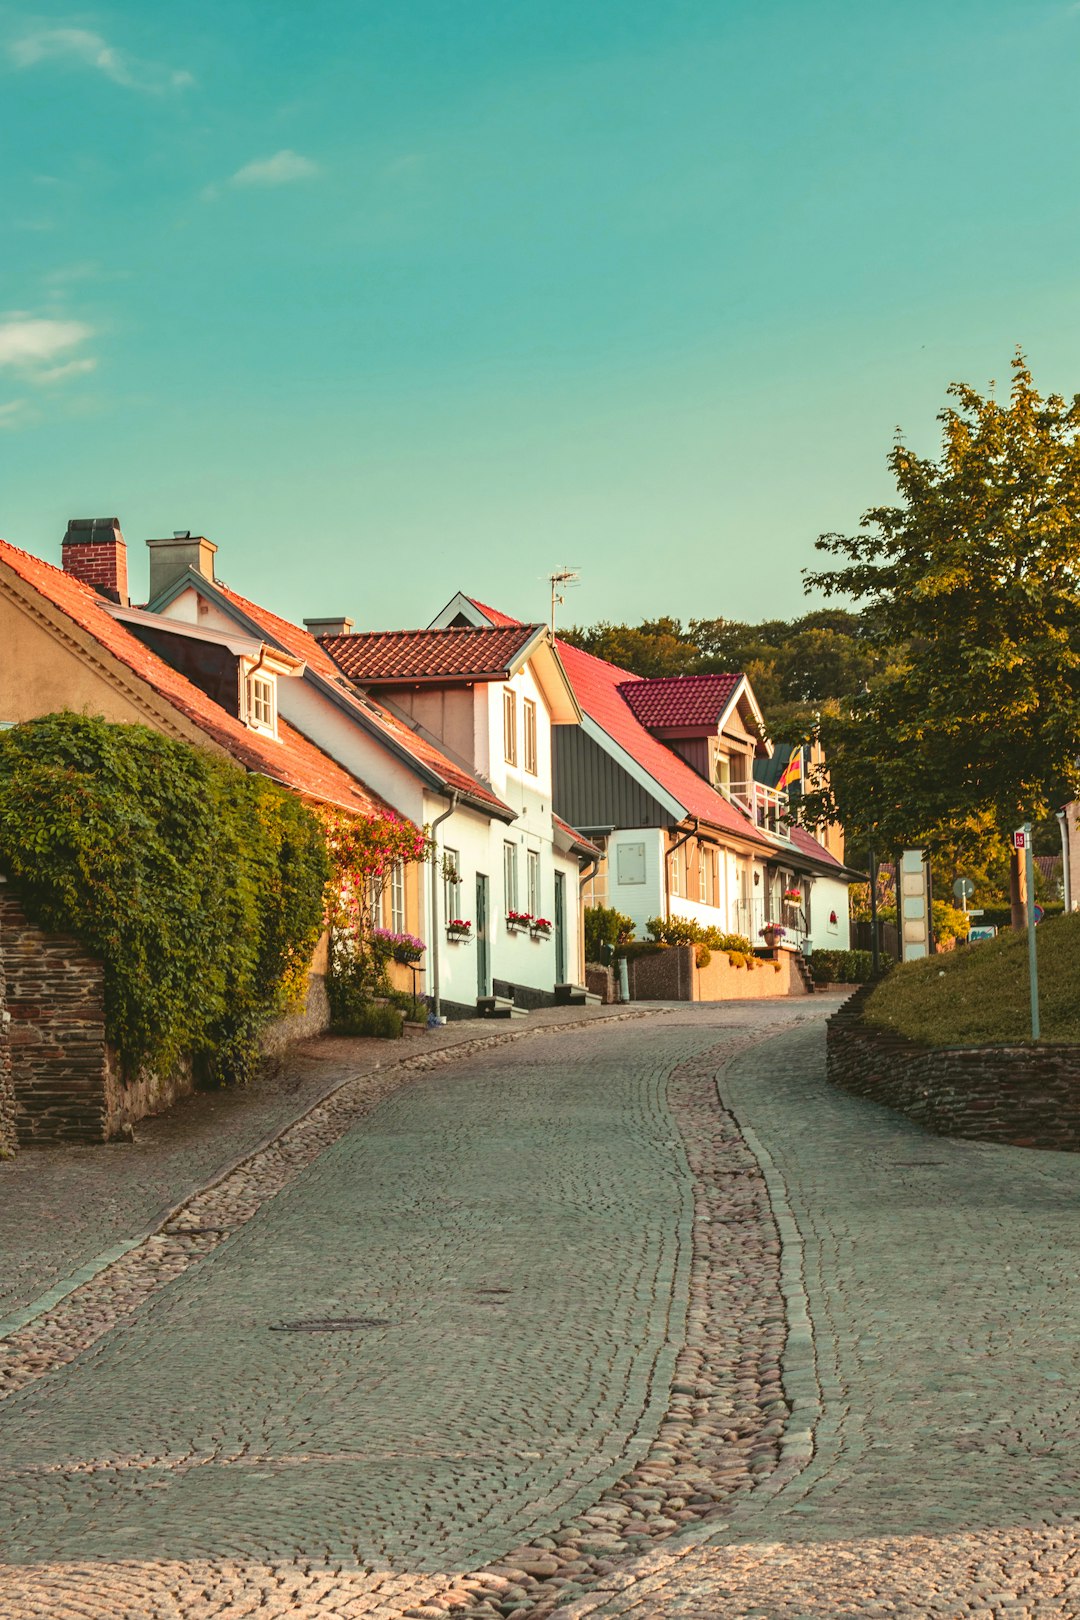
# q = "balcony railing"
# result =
<box><xmin>718</xmin><ymin>779</ymin><xmax>791</xmax><ymax>840</ymax></box>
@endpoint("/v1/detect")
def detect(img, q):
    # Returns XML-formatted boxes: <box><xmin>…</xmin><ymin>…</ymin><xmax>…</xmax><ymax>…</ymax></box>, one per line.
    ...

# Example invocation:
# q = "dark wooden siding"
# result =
<box><xmin>553</xmin><ymin>727</ymin><xmax>677</xmax><ymax>831</ymax></box>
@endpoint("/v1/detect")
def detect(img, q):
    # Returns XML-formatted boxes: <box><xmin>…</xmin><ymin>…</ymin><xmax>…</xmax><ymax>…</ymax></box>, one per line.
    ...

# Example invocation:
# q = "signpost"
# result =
<box><xmin>953</xmin><ymin>876</ymin><xmax>975</xmax><ymax>913</ymax></box>
<box><xmin>1015</xmin><ymin>824</ymin><xmax>1040</xmax><ymax>1040</ymax></box>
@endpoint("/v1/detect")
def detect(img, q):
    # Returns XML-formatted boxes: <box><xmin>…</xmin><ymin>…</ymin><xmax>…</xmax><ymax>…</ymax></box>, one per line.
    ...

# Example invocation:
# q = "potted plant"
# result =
<box><xmin>506</xmin><ymin>909</ymin><xmax>534</xmax><ymax>932</ymax></box>
<box><xmin>371</xmin><ymin>927</ymin><xmax>426</xmax><ymax>964</ymax></box>
<box><xmin>530</xmin><ymin>915</ymin><xmax>553</xmax><ymax>938</ymax></box>
<box><xmin>760</xmin><ymin>922</ymin><xmax>786</xmax><ymax>947</ymax></box>
<box><xmin>446</xmin><ymin>918</ymin><xmax>472</xmax><ymax>941</ymax></box>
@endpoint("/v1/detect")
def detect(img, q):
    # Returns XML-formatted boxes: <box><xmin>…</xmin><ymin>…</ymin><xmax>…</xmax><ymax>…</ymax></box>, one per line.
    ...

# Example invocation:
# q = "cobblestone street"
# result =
<box><xmin>2</xmin><ymin>1000</ymin><xmax>1079</xmax><ymax>1619</ymax></box>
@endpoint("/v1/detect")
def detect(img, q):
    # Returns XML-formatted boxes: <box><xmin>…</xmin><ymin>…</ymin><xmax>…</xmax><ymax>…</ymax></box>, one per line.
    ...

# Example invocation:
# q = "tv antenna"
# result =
<box><xmin>547</xmin><ymin>566</ymin><xmax>580</xmax><ymax>632</ymax></box>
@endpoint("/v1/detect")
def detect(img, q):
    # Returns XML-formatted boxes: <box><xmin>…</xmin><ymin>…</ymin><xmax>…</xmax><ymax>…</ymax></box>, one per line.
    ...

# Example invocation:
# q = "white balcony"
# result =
<box><xmin>718</xmin><ymin>779</ymin><xmax>791</xmax><ymax>841</ymax></box>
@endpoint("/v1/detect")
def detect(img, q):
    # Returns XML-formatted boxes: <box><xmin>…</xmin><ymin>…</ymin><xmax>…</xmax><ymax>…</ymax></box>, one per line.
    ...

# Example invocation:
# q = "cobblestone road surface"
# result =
<box><xmin>556</xmin><ymin>1018</ymin><xmax>1080</xmax><ymax>1620</ymax></box>
<box><xmin>0</xmin><ymin>1004</ymin><xmax>779</xmax><ymax>1612</ymax></box>
<box><xmin>4</xmin><ymin>1001</ymin><xmax>1078</xmax><ymax>1620</ymax></box>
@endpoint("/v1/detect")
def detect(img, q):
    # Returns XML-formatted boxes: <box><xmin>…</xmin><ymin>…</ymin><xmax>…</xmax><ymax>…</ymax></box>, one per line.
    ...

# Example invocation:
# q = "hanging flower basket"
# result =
<box><xmin>530</xmin><ymin>916</ymin><xmax>553</xmax><ymax>938</ymax></box>
<box><xmin>783</xmin><ymin>888</ymin><xmax>803</xmax><ymax>904</ymax></box>
<box><xmin>370</xmin><ymin>928</ymin><xmax>426</xmax><ymax>964</ymax></box>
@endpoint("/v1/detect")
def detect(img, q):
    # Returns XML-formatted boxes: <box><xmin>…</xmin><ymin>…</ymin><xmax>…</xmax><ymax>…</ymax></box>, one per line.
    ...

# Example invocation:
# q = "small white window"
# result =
<box><xmin>670</xmin><ymin>844</ymin><xmax>682</xmax><ymax>897</ymax></box>
<box><xmin>391</xmin><ymin>863</ymin><xmax>406</xmax><ymax>933</ymax></box>
<box><xmin>698</xmin><ymin>845</ymin><xmax>708</xmax><ymax>904</ymax></box>
<box><xmin>503</xmin><ymin>688</ymin><xmax>518</xmax><ymax>765</ymax></box>
<box><xmin>443</xmin><ymin>848</ymin><xmax>462</xmax><ymax>920</ymax></box>
<box><xmin>504</xmin><ymin>840</ymin><xmax>519</xmax><ymax>911</ymax></box>
<box><xmin>247</xmin><ymin>673</ymin><xmax>275</xmax><ymax>733</ymax></box>
<box><xmin>523</xmin><ymin>698</ymin><xmax>538</xmax><ymax>775</ymax></box>
<box><xmin>527</xmin><ymin>848</ymin><xmax>540</xmax><ymax>916</ymax></box>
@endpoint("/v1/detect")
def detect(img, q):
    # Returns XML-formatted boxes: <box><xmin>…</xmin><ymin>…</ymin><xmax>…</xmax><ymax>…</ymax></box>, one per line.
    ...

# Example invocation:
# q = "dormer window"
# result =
<box><xmin>246</xmin><ymin>671</ymin><xmax>277</xmax><ymax>735</ymax></box>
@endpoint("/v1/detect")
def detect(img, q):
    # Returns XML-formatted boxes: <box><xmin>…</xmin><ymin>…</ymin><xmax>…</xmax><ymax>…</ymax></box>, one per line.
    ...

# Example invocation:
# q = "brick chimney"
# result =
<box><xmin>61</xmin><ymin>518</ymin><xmax>129</xmax><ymax>604</ymax></box>
<box><xmin>145</xmin><ymin>531</ymin><xmax>218</xmax><ymax>604</ymax></box>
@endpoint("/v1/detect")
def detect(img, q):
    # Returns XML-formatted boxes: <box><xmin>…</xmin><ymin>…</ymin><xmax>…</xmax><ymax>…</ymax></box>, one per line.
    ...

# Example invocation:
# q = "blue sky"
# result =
<box><xmin>3</xmin><ymin>1</ymin><xmax>1080</xmax><ymax>630</ymax></box>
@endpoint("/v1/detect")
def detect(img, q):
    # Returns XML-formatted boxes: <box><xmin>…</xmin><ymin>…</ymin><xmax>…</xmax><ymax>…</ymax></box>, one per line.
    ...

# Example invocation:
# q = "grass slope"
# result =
<box><xmin>862</xmin><ymin>912</ymin><xmax>1080</xmax><ymax>1048</ymax></box>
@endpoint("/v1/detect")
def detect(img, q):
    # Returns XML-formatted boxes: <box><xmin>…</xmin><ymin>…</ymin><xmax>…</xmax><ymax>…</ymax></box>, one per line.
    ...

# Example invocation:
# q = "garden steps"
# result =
<box><xmin>477</xmin><ymin>996</ymin><xmax>530</xmax><ymax>1020</ymax></box>
<box><xmin>554</xmin><ymin>983</ymin><xmax>602</xmax><ymax>1007</ymax></box>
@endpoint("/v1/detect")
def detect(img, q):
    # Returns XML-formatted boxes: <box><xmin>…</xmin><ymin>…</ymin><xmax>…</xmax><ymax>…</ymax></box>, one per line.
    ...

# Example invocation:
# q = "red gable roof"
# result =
<box><xmin>467</xmin><ymin>596</ymin><xmax>524</xmax><ymax>628</ymax></box>
<box><xmin>787</xmin><ymin>823</ymin><xmax>846</xmax><ymax>873</ymax></box>
<box><xmin>319</xmin><ymin>624</ymin><xmax>540</xmax><ymax>684</ymax></box>
<box><xmin>618</xmin><ymin>672</ymin><xmax>742</xmax><ymax>732</ymax></box>
<box><xmin>0</xmin><ymin>540</ymin><xmax>392</xmax><ymax>820</ymax></box>
<box><xmin>214</xmin><ymin>585</ymin><xmax>514</xmax><ymax>817</ymax></box>
<box><xmin>555</xmin><ymin>639</ymin><xmax>771</xmax><ymax>845</ymax></box>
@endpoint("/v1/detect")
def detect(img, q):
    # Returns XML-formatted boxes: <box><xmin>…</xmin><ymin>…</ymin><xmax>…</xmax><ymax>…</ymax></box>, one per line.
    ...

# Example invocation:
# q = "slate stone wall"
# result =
<box><xmin>826</xmin><ymin>982</ymin><xmax>1080</xmax><ymax>1150</ymax></box>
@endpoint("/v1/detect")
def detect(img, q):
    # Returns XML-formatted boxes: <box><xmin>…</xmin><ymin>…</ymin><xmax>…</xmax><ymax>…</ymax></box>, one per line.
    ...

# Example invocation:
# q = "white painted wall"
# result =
<box><xmin>809</xmin><ymin>875</ymin><xmax>851</xmax><ymax>952</ymax></box>
<box><xmin>607</xmin><ymin>827</ymin><xmax>666</xmax><ymax>940</ymax></box>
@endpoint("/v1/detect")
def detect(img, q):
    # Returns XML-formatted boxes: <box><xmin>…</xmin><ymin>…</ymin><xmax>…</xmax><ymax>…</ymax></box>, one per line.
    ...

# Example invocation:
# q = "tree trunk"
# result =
<box><xmin>1010</xmin><ymin>847</ymin><xmax>1027</xmax><ymax>930</ymax></box>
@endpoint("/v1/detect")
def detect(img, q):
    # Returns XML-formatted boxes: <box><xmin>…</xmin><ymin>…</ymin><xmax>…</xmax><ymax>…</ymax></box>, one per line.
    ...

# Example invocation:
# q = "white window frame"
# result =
<box><xmin>391</xmin><ymin>863</ymin><xmax>406</xmax><ymax>933</ymax></box>
<box><xmin>247</xmin><ymin>672</ymin><xmax>276</xmax><ymax>735</ymax></box>
<box><xmin>444</xmin><ymin>848</ymin><xmax>463</xmax><ymax>921</ymax></box>
<box><xmin>527</xmin><ymin>848</ymin><xmax>540</xmax><ymax>916</ymax></box>
<box><xmin>698</xmin><ymin>844</ymin><xmax>708</xmax><ymax>904</ymax></box>
<box><xmin>503</xmin><ymin>687</ymin><xmax>518</xmax><ymax>766</ymax></box>
<box><xmin>523</xmin><ymin>698</ymin><xmax>538</xmax><ymax>775</ymax></box>
<box><xmin>670</xmin><ymin>844</ymin><xmax>682</xmax><ymax>897</ymax></box>
<box><xmin>504</xmin><ymin>840</ymin><xmax>519</xmax><ymax>911</ymax></box>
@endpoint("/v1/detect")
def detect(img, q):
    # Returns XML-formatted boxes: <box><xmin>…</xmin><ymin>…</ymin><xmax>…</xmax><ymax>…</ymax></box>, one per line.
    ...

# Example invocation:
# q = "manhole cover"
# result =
<box><xmin>270</xmin><ymin>1317</ymin><xmax>392</xmax><ymax>1333</ymax></box>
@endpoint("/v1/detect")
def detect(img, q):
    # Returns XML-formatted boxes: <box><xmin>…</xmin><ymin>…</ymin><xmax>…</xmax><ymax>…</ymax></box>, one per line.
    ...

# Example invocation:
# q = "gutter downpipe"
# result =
<box><xmin>578</xmin><ymin>853</ymin><xmax>601</xmax><ymax>989</ymax></box>
<box><xmin>429</xmin><ymin>790</ymin><xmax>459</xmax><ymax>1023</ymax></box>
<box><xmin>665</xmin><ymin>819</ymin><xmax>699</xmax><ymax>914</ymax></box>
<box><xmin>1057</xmin><ymin>809</ymin><xmax>1072</xmax><ymax>913</ymax></box>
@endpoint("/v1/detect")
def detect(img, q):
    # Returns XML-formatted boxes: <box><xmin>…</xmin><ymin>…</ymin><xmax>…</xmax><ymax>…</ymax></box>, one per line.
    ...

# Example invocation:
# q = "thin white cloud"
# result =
<box><xmin>0</xmin><ymin>317</ymin><xmax>96</xmax><ymax>387</ymax></box>
<box><xmin>0</xmin><ymin>401</ymin><xmax>28</xmax><ymax>429</ymax></box>
<box><xmin>36</xmin><ymin>356</ymin><xmax>97</xmax><ymax>384</ymax></box>
<box><xmin>8</xmin><ymin>28</ymin><xmax>192</xmax><ymax>93</ymax></box>
<box><xmin>230</xmin><ymin>149</ymin><xmax>320</xmax><ymax>186</ymax></box>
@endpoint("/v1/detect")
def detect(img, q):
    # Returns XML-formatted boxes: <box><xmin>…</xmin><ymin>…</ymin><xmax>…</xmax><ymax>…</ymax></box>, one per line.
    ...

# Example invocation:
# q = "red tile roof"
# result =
<box><xmin>617</xmin><ymin>673</ymin><xmax>742</xmax><ymax>731</ymax></box>
<box><xmin>555</xmin><ymin>639</ymin><xmax>772</xmax><ymax>846</ymax></box>
<box><xmin>467</xmin><ymin>596</ymin><xmax>524</xmax><ymax>628</ymax></box>
<box><xmin>215</xmin><ymin>586</ymin><xmax>514</xmax><ymax>817</ymax></box>
<box><xmin>787</xmin><ymin>823</ymin><xmax>847</xmax><ymax>873</ymax></box>
<box><xmin>319</xmin><ymin>625</ymin><xmax>541</xmax><ymax>683</ymax></box>
<box><xmin>0</xmin><ymin>540</ymin><xmax>392</xmax><ymax>820</ymax></box>
<box><xmin>552</xmin><ymin>813</ymin><xmax>601</xmax><ymax>859</ymax></box>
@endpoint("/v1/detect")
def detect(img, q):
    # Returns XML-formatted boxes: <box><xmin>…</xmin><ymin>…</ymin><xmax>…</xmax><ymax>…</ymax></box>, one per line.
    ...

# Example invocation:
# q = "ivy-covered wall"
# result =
<box><xmin>0</xmin><ymin>713</ymin><xmax>330</xmax><ymax>1091</ymax></box>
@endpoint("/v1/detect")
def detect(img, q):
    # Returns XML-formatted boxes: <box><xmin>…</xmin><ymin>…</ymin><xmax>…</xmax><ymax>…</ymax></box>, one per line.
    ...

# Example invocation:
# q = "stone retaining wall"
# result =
<box><xmin>827</xmin><ymin>982</ymin><xmax>1080</xmax><ymax>1150</ymax></box>
<box><xmin>0</xmin><ymin>884</ymin><xmax>330</xmax><ymax>1150</ymax></box>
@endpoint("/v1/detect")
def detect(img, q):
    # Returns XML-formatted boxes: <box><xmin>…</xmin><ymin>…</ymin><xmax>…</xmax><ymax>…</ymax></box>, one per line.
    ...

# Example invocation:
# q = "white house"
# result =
<box><xmin>433</xmin><ymin>594</ymin><xmax>859</xmax><ymax>959</ymax></box>
<box><xmin>143</xmin><ymin>540</ymin><xmax>597</xmax><ymax>1015</ymax></box>
<box><xmin>314</xmin><ymin>620</ymin><xmax>592</xmax><ymax>1012</ymax></box>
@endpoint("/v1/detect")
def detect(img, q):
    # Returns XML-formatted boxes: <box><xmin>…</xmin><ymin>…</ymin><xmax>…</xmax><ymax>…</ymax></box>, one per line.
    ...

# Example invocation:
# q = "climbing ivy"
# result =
<box><xmin>0</xmin><ymin>713</ymin><xmax>330</xmax><ymax>1084</ymax></box>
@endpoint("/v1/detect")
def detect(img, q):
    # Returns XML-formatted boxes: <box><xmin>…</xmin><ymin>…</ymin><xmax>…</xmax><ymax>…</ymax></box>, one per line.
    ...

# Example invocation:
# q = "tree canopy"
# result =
<box><xmin>802</xmin><ymin>354</ymin><xmax>1080</xmax><ymax>856</ymax></box>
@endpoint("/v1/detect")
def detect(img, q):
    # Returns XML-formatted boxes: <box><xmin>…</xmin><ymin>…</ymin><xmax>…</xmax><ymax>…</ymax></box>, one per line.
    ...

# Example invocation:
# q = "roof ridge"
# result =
<box><xmin>319</xmin><ymin>623</ymin><xmax>543</xmax><ymax>643</ymax></box>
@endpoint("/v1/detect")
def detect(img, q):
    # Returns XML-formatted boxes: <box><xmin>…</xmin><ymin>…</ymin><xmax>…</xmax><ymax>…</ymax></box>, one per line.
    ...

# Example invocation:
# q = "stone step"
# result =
<box><xmin>554</xmin><ymin>983</ymin><xmax>602</xmax><ymax>1007</ymax></box>
<box><xmin>476</xmin><ymin>996</ymin><xmax>530</xmax><ymax>1019</ymax></box>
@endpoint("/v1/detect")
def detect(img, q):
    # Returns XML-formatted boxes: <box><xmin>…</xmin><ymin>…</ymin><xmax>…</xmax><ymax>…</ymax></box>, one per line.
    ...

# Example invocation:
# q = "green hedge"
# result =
<box><xmin>808</xmin><ymin>948</ymin><xmax>876</xmax><ymax>985</ymax></box>
<box><xmin>0</xmin><ymin>713</ymin><xmax>330</xmax><ymax>1084</ymax></box>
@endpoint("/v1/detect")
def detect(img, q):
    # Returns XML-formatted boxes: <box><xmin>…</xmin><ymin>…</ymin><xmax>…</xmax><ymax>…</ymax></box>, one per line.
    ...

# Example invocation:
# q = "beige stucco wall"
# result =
<box><xmin>0</xmin><ymin>582</ymin><xmax>226</xmax><ymax>760</ymax></box>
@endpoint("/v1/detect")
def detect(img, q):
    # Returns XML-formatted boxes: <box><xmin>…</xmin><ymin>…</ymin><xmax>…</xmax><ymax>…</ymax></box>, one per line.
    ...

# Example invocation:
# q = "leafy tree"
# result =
<box><xmin>803</xmin><ymin>354</ymin><xmax>1080</xmax><ymax>910</ymax></box>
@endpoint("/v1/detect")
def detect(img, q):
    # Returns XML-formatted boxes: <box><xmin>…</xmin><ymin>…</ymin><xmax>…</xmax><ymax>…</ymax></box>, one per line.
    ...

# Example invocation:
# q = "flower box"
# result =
<box><xmin>506</xmin><ymin>910</ymin><xmax>534</xmax><ymax>932</ymax></box>
<box><xmin>370</xmin><ymin>928</ymin><xmax>426</xmax><ymax>964</ymax></box>
<box><xmin>530</xmin><ymin>917</ymin><xmax>553</xmax><ymax>938</ymax></box>
<box><xmin>446</xmin><ymin>919</ymin><xmax>472</xmax><ymax>942</ymax></box>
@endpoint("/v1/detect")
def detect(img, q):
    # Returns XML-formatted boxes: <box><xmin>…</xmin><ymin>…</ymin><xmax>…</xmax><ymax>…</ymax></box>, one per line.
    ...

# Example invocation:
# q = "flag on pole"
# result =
<box><xmin>777</xmin><ymin>746</ymin><xmax>803</xmax><ymax>793</ymax></box>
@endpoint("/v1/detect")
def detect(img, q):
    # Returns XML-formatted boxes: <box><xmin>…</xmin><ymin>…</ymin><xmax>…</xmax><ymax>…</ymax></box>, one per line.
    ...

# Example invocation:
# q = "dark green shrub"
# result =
<box><xmin>584</xmin><ymin>904</ymin><xmax>635</xmax><ymax>962</ymax></box>
<box><xmin>332</xmin><ymin>1002</ymin><xmax>404</xmax><ymax>1039</ymax></box>
<box><xmin>0</xmin><ymin>713</ymin><xmax>329</xmax><ymax>1084</ymax></box>
<box><xmin>808</xmin><ymin>948</ymin><xmax>875</xmax><ymax>984</ymax></box>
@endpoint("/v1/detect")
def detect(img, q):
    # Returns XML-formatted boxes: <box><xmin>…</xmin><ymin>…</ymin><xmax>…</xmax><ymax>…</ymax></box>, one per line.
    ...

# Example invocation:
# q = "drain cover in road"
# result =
<box><xmin>270</xmin><ymin>1317</ymin><xmax>392</xmax><ymax>1332</ymax></box>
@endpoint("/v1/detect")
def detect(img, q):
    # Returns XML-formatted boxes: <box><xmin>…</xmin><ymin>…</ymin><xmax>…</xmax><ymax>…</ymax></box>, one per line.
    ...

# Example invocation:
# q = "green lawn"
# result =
<box><xmin>862</xmin><ymin>911</ymin><xmax>1080</xmax><ymax>1047</ymax></box>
